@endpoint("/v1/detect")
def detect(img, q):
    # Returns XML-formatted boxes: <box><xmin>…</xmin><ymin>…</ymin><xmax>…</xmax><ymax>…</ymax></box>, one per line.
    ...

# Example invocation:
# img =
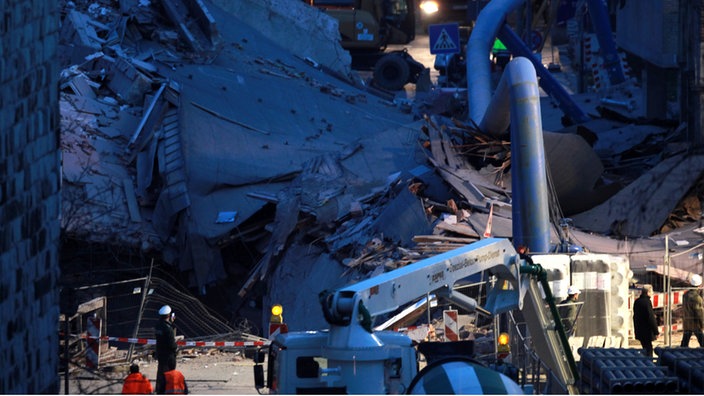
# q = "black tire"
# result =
<box><xmin>373</xmin><ymin>53</ymin><xmax>411</xmax><ymax>91</ymax></box>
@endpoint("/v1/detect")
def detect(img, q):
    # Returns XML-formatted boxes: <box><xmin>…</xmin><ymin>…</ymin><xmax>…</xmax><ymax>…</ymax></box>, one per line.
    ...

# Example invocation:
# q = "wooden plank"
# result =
<box><xmin>413</xmin><ymin>235</ymin><xmax>477</xmax><ymax>244</ymax></box>
<box><xmin>413</xmin><ymin>243</ymin><xmax>466</xmax><ymax>253</ymax></box>
<box><xmin>427</xmin><ymin>118</ymin><xmax>447</xmax><ymax>165</ymax></box>
<box><xmin>437</xmin><ymin>126</ymin><xmax>463</xmax><ymax>170</ymax></box>
<box><xmin>430</xmin><ymin>159</ymin><xmax>487</xmax><ymax>209</ymax></box>
<box><xmin>465</xmin><ymin>211</ymin><xmax>513</xmax><ymax>238</ymax></box>
<box><xmin>122</xmin><ymin>178</ymin><xmax>142</xmax><ymax>222</ymax></box>
<box><xmin>435</xmin><ymin>221</ymin><xmax>480</xmax><ymax>238</ymax></box>
<box><xmin>190</xmin><ymin>101</ymin><xmax>270</xmax><ymax>135</ymax></box>
<box><xmin>77</xmin><ymin>296</ymin><xmax>106</xmax><ymax>315</ymax></box>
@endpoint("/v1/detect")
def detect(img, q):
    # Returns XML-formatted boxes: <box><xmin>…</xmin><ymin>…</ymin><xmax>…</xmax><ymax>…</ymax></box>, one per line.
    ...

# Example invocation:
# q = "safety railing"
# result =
<box><xmin>507</xmin><ymin>311</ymin><xmax>569</xmax><ymax>394</ymax></box>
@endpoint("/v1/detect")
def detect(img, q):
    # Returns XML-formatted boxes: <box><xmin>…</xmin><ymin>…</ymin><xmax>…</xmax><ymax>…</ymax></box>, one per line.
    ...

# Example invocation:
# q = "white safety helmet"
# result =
<box><xmin>159</xmin><ymin>305</ymin><xmax>172</xmax><ymax>316</ymax></box>
<box><xmin>567</xmin><ymin>285</ymin><xmax>581</xmax><ymax>295</ymax></box>
<box><xmin>691</xmin><ymin>274</ymin><xmax>703</xmax><ymax>287</ymax></box>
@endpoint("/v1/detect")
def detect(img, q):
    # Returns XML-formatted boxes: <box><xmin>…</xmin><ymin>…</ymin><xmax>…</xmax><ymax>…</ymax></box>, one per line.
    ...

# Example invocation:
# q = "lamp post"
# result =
<box><xmin>663</xmin><ymin>236</ymin><xmax>672</xmax><ymax>347</ymax></box>
<box><xmin>664</xmin><ymin>237</ymin><xmax>672</xmax><ymax>347</ymax></box>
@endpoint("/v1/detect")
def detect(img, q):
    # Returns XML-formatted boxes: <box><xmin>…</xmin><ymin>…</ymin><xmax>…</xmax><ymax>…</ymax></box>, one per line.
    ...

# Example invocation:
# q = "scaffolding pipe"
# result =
<box><xmin>586</xmin><ymin>0</ymin><xmax>626</xmax><ymax>85</ymax></box>
<box><xmin>128</xmin><ymin>258</ymin><xmax>155</xmax><ymax>362</ymax></box>
<box><xmin>496</xmin><ymin>24</ymin><xmax>591</xmax><ymax>125</ymax></box>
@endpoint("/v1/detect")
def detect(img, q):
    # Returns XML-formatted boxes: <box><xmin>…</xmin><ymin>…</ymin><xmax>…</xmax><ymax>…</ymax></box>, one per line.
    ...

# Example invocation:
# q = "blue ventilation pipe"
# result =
<box><xmin>467</xmin><ymin>0</ymin><xmax>525</xmax><ymax>125</ymax></box>
<box><xmin>488</xmin><ymin>57</ymin><xmax>551</xmax><ymax>253</ymax></box>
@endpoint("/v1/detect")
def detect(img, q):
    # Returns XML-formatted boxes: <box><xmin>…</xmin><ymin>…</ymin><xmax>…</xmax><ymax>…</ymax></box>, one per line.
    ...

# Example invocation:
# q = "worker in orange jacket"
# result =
<box><xmin>159</xmin><ymin>361</ymin><xmax>188</xmax><ymax>394</ymax></box>
<box><xmin>122</xmin><ymin>364</ymin><xmax>154</xmax><ymax>394</ymax></box>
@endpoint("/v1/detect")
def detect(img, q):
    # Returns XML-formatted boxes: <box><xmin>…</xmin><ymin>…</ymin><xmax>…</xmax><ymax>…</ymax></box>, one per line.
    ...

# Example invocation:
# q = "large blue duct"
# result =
<box><xmin>468</xmin><ymin>1</ymin><xmax>551</xmax><ymax>253</ymax></box>
<box><xmin>468</xmin><ymin>0</ymin><xmax>625</xmax><ymax>252</ymax></box>
<box><xmin>495</xmin><ymin>57</ymin><xmax>551</xmax><ymax>253</ymax></box>
<box><xmin>467</xmin><ymin>0</ymin><xmax>525</xmax><ymax>125</ymax></box>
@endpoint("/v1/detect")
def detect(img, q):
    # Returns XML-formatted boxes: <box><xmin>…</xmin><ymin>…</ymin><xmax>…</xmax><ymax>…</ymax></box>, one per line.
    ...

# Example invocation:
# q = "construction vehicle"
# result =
<box><xmin>253</xmin><ymin>238</ymin><xmax>581</xmax><ymax>394</ymax></box>
<box><xmin>305</xmin><ymin>0</ymin><xmax>427</xmax><ymax>91</ymax></box>
<box><xmin>418</xmin><ymin>0</ymin><xmax>482</xmax><ymax>30</ymax></box>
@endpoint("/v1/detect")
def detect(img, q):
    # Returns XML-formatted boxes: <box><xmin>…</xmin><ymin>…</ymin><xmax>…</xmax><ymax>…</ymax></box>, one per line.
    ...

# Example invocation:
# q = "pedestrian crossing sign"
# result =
<box><xmin>428</xmin><ymin>23</ymin><xmax>460</xmax><ymax>55</ymax></box>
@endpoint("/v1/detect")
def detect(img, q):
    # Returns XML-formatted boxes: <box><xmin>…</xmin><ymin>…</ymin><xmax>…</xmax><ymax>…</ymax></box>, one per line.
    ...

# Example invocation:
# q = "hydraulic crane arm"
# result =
<box><xmin>318</xmin><ymin>237</ymin><xmax>578</xmax><ymax>392</ymax></box>
<box><xmin>319</xmin><ymin>238</ymin><xmax>525</xmax><ymax>328</ymax></box>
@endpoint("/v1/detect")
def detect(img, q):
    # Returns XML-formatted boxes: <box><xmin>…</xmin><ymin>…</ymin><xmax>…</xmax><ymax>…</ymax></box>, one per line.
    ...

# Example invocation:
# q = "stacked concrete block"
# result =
<box><xmin>609</xmin><ymin>256</ymin><xmax>632</xmax><ymax>345</ymax></box>
<box><xmin>0</xmin><ymin>0</ymin><xmax>62</xmax><ymax>393</ymax></box>
<box><xmin>571</xmin><ymin>253</ymin><xmax>632</xmax><ymax>348</ymax></box>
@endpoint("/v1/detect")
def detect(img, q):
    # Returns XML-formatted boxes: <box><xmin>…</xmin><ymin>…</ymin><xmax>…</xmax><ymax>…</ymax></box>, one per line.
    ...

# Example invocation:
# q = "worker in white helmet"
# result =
<box><xmin>558</xmin><ymin>285</ymin><xmax>581</xmax><ymax>337</ymax></box>
<box><xmin>154</xmin><ymin>305</ymin><xmax>178</xmax><ymax>394</ymax></box>
<box><xmin>681</xmin><ymin>274</ymin><xmax>704</xmax><ymax>347</ymax></box>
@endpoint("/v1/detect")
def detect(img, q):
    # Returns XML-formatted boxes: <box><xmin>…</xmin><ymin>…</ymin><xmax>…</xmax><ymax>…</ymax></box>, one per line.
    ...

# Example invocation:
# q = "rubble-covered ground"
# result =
<box><xmin>62</xmin><ymin>349</ymin><xmax>257</xmax><ymax>394</ymax></box>
<box><xmin>59</xmin><ymin>0</ymin><xmax>704</xmax><ymax>352</ymax></box>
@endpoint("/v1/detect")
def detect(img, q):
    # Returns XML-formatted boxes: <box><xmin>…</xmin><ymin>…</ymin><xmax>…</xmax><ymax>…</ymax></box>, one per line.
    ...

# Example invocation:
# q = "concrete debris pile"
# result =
<box><xmin>58</xmin><ymin>0</ymin><xmax>429</xmax><ymax>328</ymax></box>
<box><xmin>58</xmin><ymin>0</ymin><xmax>704</xmax><ymax>334</ymax></box>
<box><xmin>58</xmin><ymin>0</ymin><xmax>223</xmax><ymax>250</ymax></box>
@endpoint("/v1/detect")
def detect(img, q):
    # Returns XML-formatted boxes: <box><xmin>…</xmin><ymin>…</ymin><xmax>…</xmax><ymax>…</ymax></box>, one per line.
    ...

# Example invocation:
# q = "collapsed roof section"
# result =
<box><xmin>58</xmin><ymin>0</ymin><xmax>704</xmax><ymax>304</ymax></box>
<box><xmin>58</xmin><ymin>0</ymin><xmax>422</xmax><ymax>289</ymax></box>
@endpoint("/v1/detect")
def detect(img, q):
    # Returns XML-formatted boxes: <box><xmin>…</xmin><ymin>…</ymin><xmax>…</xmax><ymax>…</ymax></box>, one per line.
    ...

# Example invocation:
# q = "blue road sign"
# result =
<box><xmin>428</xmin><ymin>23</ymin><xmax>460</xmax><ymax>55</ymax></box>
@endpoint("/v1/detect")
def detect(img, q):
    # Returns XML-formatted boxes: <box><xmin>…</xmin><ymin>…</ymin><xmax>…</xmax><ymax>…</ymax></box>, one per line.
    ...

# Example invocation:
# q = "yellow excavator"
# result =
<box><xmin>306</xmin><ymin>0</ymin><xmax>427</xmax><ymax>91</ymax></box>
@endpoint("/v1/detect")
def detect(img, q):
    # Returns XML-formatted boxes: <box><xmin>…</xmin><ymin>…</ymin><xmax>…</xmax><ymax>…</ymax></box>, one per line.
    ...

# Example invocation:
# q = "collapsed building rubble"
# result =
<box><xmin>59</xmin><ymin>0</ymin><xmax>704</xmax><ymax>338</ymax></box>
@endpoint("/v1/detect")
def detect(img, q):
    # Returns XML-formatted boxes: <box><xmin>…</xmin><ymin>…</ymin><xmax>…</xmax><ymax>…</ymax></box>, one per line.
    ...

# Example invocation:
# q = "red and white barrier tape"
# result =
<box><xmin>75</xmin><ymin>334</ymin><xmax>270</xmax><ymax>347</ymax></box>
<box><xmin>651</xmin><ymin>290</ymin><xmax>686</xmax><ymax>309</ymax></box>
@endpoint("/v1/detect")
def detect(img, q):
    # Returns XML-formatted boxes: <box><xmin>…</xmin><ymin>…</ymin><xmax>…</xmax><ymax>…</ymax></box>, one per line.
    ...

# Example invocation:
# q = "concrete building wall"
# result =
<box><xmin>0</xmin><ymin>0</ymin><xmax>62</xmax><ymax>393</ymax></box>
<box><xmin>615</xmin><ymin>0</ymin><xmax>680</xmax><ymax>68</ymax></box>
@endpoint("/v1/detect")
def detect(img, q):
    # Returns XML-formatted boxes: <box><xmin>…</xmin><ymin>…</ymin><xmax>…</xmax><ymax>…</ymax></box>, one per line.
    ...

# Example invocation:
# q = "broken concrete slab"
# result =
<box><xmin>371</xmin><ymin>186</ymin><xmax>432</xmax><ymax>247</ymax></box>
<box><xmin>62</xmin><ymin>93</ymin><xmax>115</xmax><ymax>116</ymax></box>
<box><xmin>159</xmin><ymin>0</ymin><xmax>223</xmax><ymax>63</ymax></box>
<box><xmin>62</xmin><ymin>73</ymin><xmax>98</xmax><ymax>98</ymax></box>
<box><xmin>265</xmin><ymin>243</ymin><xmax>354</xmax><ymax>331</ymax></box>
<box><xmin>60</xmin><ymin>10</ymin><xmax>106</xmax><ymax>65</ymax></box>
<box><xmin>543</xmin><ymin>131</ymin><xmax>612</xmax><ymax>215</ymax></box>
<box><xmin>210</xmin><ymin>0</ymin><xmax>353</xmax><ymax>80</ymax></box>
<box><xmin>572</xmin><ymin>153</ymin><xmax>704</xmax><ymax>237</ymax></box>
<box><xmin>126</xmin><ymin>82</ymin><xmax>170</xmax><ymax>157</ymax></box>
<box><xmin>108</xmin><ymin>57</ymin><xmax>154</xmax><ymax>105</ymax></box>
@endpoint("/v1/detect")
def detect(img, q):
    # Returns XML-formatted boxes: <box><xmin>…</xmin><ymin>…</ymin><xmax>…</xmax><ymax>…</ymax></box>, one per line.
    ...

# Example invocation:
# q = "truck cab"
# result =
<box><xmin>259</xmin><ymin>330</ymin><xmax>417</xmax><ymax>394</ymax></box>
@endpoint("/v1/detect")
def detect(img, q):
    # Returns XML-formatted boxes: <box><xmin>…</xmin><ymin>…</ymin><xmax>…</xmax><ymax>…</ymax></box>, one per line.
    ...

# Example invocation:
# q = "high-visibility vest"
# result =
<box><xmin>122</xmin><ymin>373</ymin><xmax>154</xmax><ymax>394</ymax></box>
<box><xmin>163</xmin><ymin>370</ymin><xmax>188</xmax><ymax>394</ymax></box>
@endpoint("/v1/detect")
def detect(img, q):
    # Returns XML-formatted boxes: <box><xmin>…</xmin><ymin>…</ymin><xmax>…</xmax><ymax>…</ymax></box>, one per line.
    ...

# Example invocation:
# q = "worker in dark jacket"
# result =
<box><xmin>633</xmin><ymin>284</ymin><xmax>659</xmax><ymax>357</ymax></box>
<box><xmin>122</xmin><ymin>364</ymin><xmax>153</xmax><ymax>394</ymax></box>
<box><xmin>558</xmin><ymin>285</ymin><xmax>581</xmax><ymax>337</ymax></box>
<box><xmin>155</xmin><ymin>305</ymin><xmax>178</xmax><ymax>394</ymax></box>
<box><xmin>681</xmin><ymin>274</ymin><xmax>704</xmax><ymax>347</ymax></box>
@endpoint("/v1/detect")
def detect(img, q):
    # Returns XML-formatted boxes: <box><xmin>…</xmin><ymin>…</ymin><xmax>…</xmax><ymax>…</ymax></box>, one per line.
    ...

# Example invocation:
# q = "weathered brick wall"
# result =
<box><xmin>0</xmin><ymin>0</ymin><xmax>62</xmax><ymax>393</ymax></box>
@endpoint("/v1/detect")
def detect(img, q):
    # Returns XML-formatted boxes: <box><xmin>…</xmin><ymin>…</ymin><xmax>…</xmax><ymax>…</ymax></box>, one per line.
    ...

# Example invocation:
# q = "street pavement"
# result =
<box><xmin>61</xmin><ymin>332</ymin><xmax>699</xmax><ymax>395</ymax></box>
<box><xmin>61</xmin><ymin>351</ymin><xmax>257</xmax><ymax>395</ymax></box>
